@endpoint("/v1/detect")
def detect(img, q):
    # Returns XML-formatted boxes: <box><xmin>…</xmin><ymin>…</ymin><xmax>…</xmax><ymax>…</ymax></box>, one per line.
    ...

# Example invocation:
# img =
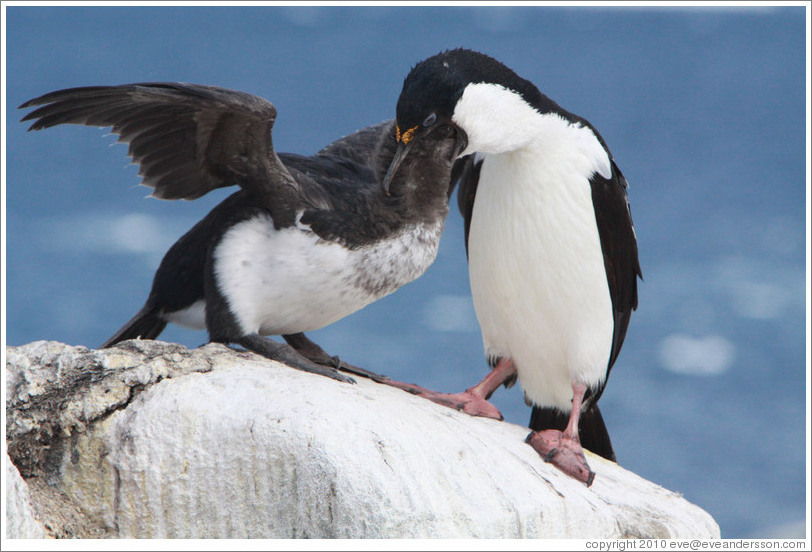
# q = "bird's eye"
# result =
<box><xmin>422</xmin><ymin>113</ymin><xmax>437</xmax><ymax>127</ymax></box>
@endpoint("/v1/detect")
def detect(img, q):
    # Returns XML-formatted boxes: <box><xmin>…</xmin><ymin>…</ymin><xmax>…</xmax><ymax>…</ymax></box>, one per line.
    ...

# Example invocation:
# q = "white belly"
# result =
<box><xmin>213</xmin><ymin>213</ymin><xmax>443</xmax><ymax>336</ymax></box>
<box><xmin>468</xmin><ymin>151</ymin><xmax>613</xmax><ymax>411</ymax></box>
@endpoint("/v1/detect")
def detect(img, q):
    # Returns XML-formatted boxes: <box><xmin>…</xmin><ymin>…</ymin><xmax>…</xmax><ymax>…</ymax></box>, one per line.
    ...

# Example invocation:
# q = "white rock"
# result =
<box><xmin>5</xmin><ymin>454</ymin><xmax>45</xmax><ymax>539</ymax></box>
<box><xmin>7</xmin><ymin>341</ymin><xmax>720</xmax><ymax>539</ymax></box>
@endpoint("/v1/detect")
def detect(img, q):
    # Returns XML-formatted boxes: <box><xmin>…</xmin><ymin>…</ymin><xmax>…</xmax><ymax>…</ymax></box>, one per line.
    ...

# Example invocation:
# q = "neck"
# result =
<box><xmin>454</xmin><ymin>83</ymin><xmax>611</xmax><ymax>180</ymax></box>
<box><xmin>519</xmin><ymin>112</ymin><xmax>612</xmax><ymax>181</ymax></box>
<box><xmin>453</xmin><ymin>82</ymin><xmax>542</xmax><ymax>155</ymax></box>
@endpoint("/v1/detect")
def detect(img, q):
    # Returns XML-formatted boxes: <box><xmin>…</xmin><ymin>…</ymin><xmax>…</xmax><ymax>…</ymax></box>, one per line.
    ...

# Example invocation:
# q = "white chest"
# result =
<box><xmin>212</xmin><ymin>213</ymin><xmax>443</xmax><ymax>336</ymax></box>
<box><xmin>467</xmin><ymin>142</ymin><xmax>614</xmax><ymax>411</ymax></box>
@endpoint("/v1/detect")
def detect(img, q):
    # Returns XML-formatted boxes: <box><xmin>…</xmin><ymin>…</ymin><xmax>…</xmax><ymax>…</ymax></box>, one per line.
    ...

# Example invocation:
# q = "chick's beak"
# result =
<box><xmin>382</xmin><ymin>124</ymin><xmax>418</xmax><ymax>195</ymax></box>
<box><xmin>383</xmin><ymin>141</ymin><xmax>412</xmax><ymax>196</ymax></box>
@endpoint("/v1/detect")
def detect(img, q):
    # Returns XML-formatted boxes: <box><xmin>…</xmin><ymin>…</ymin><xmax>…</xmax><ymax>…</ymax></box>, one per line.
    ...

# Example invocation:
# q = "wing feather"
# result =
<box><xmin>453</xmin><ymin>154</ymin><xmax>482</xmax><ymax>258</ymax></box>
<box><xmin>19</xmin><ymin>83</ymin><xmax>297</xmax><ymax>207</ymax></box>
<box><xmin>589</xmin><ymin>160</ymin><xmax>642</xmax><ymax>380</ymax></box>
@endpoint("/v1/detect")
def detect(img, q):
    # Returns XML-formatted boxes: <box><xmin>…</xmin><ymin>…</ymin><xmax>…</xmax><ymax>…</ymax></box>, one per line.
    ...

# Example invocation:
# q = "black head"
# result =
<box><xmin>395</xmin><ymin>49</ymin><xmax>546</xmax><ymax>142</ymax></box>
<box><xmin>383</xmin><ymin>49</ymin><xmax>551</xmax><ymax>192</ymax></box>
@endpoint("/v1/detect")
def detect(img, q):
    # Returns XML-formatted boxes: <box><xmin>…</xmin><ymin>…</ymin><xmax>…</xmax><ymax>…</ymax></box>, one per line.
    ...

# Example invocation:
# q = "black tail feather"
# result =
<box><xmin>529</xmin><ymin>404</ymin><xmax>616</xmax><ymax>462</ymax></box>
<box><xmin>100</xmin><ymin>304</ymin><xmax>167</xmax><ymax>348</ymax></box>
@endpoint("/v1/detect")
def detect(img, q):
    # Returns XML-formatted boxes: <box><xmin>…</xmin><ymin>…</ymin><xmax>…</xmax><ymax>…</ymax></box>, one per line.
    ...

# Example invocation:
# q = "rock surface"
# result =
<box><xmin>5</xmin><ymin>340</ymin><xmax>721</xmax><ymax>539</ymax></box>
<box><xmin>5</xmin><ymin>455</ymin><xmax>45</xmax><ymax>539</ymax></box>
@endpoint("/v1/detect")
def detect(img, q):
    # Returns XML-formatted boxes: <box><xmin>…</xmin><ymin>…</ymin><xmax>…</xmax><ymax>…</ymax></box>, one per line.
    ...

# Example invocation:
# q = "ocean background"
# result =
<box><xmin>3</xmin><ymin>5</ymin><xmax>808</xmax><ymax>539</ymax></box>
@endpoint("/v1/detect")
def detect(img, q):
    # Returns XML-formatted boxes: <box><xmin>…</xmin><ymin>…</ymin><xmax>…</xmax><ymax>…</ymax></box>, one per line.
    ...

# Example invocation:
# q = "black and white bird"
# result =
<box><xmin>383</xmin><ymin>49</ymin><xmax>642</xmax><ymax>485</ymax></box>
<box><xmin>19</xmin><ymin>82</ymin><xmax>466</xmax><ymax>383</ymax></box>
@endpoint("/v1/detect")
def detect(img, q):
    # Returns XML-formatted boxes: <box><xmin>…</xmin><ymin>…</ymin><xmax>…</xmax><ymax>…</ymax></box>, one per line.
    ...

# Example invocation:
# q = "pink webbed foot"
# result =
<box><xmin>526</xmin><ymin>429</ymin><xmax>595</xmax><ymax>486</ymax></box>
<box><xmin>372</xmin><ymin>357</ymin><xmax>517</xmax><ymax>421</ymax></box>
<box><xmin>381</xmin><ymin>380</ymin><xmax>504</xmax><ymax>420</ymax></box>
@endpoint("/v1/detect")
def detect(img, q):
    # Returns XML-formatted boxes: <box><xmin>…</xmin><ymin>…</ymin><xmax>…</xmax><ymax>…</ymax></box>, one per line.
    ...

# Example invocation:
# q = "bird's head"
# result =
<box><xmin>383</xmin><ymin>48</ymin><xmax>550</xmax><ymax>194</ymax></box>
<box><xmin>382</xmin><ymin>52</ymin><xmax>467</xmax><ymax>195</ymax></box>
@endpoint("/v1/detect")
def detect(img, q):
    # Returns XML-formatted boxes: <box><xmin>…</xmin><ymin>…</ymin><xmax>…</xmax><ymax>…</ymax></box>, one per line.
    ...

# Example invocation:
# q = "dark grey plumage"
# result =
<box><xmin>20</xmin><ymin>82</ymin><xmax>465</xmax><ymax>382</ymax></box>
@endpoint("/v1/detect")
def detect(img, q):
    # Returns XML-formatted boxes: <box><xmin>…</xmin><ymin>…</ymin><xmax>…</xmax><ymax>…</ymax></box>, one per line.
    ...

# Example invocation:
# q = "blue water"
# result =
<box><xmin>4</xmin><ymin>6</ymin><xmax>808</xmax><ymax>539</ymax></box>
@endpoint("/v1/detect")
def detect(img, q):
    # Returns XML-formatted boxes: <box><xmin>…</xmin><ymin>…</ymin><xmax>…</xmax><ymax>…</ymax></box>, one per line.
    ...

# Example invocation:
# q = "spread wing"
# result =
<box><xmin>18</xmin><ymin>83</ymin><xmax>299</xmax><ymax>211</ymax></box>
<box><xmin>276</xmin><ymin>120</ymin><xmax>395</xmax><ymax>197</ymax></box>
<box><xmin>315</xmin><ymin>119</ymin><xmax>395</xmax><ymax>172</ymax></box>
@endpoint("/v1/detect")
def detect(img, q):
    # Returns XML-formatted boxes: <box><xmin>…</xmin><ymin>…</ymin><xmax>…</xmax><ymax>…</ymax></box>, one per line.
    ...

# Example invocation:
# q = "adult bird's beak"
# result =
<box><xmin>382</xmin><ymin>124</ymin><xmax>418</xmax><ymax>196</ymax></box>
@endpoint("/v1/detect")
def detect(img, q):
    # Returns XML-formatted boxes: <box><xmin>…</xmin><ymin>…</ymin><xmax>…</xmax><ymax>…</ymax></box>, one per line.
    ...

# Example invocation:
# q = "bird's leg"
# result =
<box><xmin>526</xmin><ymin>381</ymin><xmax>595</xmax><ymax>486</ymax></box>
<box><xmin>275</xmin><ymin>332</ymin><xmax>508</xmax><ymax>421</ymax></box>
<box><xmin>377</xmin><ymin>357</ymin><xmax>515</xmax><ymax>421</ymax></box>
<box><xmin>282</xmin><ymin>332</ymin><xmax>392</xmax><ymax>383</ymax></box>
<box><xmin>233</xmin><ymin>333</ymin><xmax>355</xmax><ymax>384</ymax></box>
